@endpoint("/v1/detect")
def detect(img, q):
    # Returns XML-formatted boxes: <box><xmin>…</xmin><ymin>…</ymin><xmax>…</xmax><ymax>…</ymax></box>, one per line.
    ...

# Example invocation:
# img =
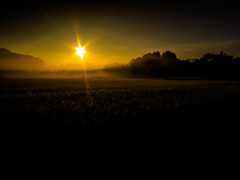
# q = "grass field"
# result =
<box><xmin>0</xmin><ymin>77</ymin><xmax>239</xmax><ymax>137</ymax></box>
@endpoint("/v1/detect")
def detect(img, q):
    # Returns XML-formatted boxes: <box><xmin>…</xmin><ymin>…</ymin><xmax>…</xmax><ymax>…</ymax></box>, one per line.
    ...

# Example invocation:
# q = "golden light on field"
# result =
<box><xmin>76</xmin><ymin>44</ymin><xmax>86</xmax><ymax>59</ymax></box>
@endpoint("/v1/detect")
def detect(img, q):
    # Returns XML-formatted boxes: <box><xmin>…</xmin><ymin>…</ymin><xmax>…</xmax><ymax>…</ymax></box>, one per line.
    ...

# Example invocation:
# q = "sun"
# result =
<box><xmin>76</xmin><ymin>44</ymin><xmax>86</xmax><ymax>58</ymax></box>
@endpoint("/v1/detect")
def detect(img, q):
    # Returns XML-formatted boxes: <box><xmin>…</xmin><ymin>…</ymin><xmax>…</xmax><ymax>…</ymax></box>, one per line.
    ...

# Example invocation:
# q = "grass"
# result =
<box><xmin>0</xmin><ymin>77</ymin><xmax>240</xmax><ymax>137</ymax></box>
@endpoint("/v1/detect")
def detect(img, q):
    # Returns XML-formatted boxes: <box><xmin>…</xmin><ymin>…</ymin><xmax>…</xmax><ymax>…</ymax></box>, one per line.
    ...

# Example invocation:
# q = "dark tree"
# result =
<box><xmin>128</xmin><ymin>51</ymin><xmax>179</xmax><ymax>77</ymax></box>
<box><xmin>104</xmin><ymin>50</ymin><xmax>240</xmax><ymax>79</ymax></box>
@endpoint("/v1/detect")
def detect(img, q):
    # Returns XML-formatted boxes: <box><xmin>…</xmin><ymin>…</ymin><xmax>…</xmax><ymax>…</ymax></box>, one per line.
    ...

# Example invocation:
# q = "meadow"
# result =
<box><xmin>0</xmin><ymin>77</ymin><xmax>239</xmax><ymax>137</ymax></box>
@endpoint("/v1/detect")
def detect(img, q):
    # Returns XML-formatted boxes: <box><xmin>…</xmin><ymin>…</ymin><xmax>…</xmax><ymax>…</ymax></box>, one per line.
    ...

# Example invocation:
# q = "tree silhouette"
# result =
<box><xmin>128</xmin><ymin>51</ymin><xmax>180</xmax><ymax>77</ymax></box>
<box><xmin>104</xmin><ymin>50</ymin><xmax>240</xmax><ymax>79</ymax></box>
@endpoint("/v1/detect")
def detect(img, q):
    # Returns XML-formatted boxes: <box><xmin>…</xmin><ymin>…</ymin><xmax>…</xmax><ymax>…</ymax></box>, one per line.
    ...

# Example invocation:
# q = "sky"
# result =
<box><xmin>0</xmin><ymin>1</ymin><xmax>240</xmax><ymax>70</ymax></box>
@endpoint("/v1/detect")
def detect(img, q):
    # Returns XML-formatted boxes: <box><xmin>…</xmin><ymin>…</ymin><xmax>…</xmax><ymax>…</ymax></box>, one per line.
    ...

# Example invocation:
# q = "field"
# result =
<box><xmin>0</xmin><ymin>77</ymin><xmax>240</xmax><ymax>137</ymax></box>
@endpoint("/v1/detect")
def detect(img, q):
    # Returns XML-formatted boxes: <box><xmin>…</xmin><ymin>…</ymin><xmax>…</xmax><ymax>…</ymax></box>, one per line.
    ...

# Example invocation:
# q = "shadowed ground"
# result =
<box><xmin>0</xmin><ymin>77</ymin><xmax>239</xmax><ymax>138</ymax></box>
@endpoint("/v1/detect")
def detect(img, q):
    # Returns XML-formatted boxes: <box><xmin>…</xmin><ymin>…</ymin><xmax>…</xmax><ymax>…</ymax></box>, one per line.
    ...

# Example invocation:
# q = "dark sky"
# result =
<box><xmin>0</xmin><ymin>1</ymin><xmax>239</xmax><ymax>69</ymax></box>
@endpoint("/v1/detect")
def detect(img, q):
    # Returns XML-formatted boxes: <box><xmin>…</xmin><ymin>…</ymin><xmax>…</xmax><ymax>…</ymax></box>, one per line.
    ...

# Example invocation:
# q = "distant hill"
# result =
<box><xmin>0</xmin><ymin>48</ymin><xmax>45</xmax><ymax>70</ymax></box>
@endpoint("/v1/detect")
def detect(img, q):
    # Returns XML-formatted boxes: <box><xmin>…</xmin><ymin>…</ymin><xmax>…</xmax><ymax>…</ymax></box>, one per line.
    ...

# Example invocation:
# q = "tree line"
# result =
<box><xmin>104</xmin><ymin>51</ymin><xmax>240</xmax><ymax>79</ymax></box>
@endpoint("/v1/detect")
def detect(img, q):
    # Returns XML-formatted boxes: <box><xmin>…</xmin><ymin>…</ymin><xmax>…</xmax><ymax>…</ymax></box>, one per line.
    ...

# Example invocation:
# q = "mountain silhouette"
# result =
<box><xmin>0</xmin><ymin>48</ymin><xmax>45</xmax><ymax>70</ymax></box>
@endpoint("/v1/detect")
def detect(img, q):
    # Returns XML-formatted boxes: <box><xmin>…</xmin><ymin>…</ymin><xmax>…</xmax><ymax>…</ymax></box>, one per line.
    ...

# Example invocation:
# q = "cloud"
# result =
<box><xmin>0</xmin><ymin>48</ymin><xmax>45</xmax><ymax>70</ymax></box>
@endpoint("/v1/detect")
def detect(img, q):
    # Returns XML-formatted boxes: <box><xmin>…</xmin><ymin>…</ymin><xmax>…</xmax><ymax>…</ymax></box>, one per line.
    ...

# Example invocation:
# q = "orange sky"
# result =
<box><xmin>1</xmin><ymin>18</ymin><xmax>151</xmax><ymax>70</ymax></box>
<box><xmin>0</xmin><ymin>1</ymin><xmax>239</xmax><ymax>70</ymax></box>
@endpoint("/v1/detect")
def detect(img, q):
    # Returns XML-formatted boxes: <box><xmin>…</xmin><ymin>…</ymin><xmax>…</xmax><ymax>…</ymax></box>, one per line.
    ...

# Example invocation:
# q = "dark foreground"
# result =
<box><xmin>0</xmin><ymin>77</ymin><xmax>239</xmax><ymax>137</ymax></box>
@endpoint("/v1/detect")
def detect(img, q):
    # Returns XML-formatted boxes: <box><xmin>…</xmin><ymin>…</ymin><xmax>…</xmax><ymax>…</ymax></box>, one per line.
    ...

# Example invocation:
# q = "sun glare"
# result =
<box><xmin>76</xmin><ymin>44</ymin><xmax>86</xmax><ymax>59</ymax></box>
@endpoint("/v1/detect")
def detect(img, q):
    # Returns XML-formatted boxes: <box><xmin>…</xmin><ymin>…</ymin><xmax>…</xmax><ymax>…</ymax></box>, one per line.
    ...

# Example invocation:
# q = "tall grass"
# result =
<box><xmin>0</xmin><ymin>77</ymin><xmax>240</xmax><ymax>136</ymax></box>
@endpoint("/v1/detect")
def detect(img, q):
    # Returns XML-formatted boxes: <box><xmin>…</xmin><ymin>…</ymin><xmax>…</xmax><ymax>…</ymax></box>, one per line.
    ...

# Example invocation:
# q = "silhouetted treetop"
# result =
<box><xmin>104</xmin><ymin>50</ymin><xmax>240</xmax><ymax>79</ymax></box>
<box><xmin>199</xmin><ymin>51</ymin><xmax>234</xmax><ymax>64</ymax></box>
<box><xmin>162</xmin><ymin>51</ymin><xmax>177</xmax><ymax>60</ymax></box>
<box><xmin>127</xmin><ymin>51</ymin><xmax>180</xmax><ymax>77</ymax></box>
<box><xmin>129</xmin><ymin>51</ymin><xmax>178</xmax><ymax>66</ymax></box>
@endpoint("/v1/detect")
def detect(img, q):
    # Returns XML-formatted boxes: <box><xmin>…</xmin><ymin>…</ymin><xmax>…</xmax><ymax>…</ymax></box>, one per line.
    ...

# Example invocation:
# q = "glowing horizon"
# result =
<box><xmin>0</xmin><ymin>2</ymin><xmax>239</xmax><ymax>71</ymax></box>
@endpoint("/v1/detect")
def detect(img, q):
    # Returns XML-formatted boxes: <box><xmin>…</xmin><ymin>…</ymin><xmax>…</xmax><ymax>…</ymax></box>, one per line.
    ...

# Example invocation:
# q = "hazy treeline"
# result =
<box><xmin>104</xmin><ymin>51</ymin><xmax>240</xmax><ymax>79</ymax></box>
<box><xmin>180</xmin><ymin>51</ymin><xmax>240</xmax><ymax>78</ymax></box>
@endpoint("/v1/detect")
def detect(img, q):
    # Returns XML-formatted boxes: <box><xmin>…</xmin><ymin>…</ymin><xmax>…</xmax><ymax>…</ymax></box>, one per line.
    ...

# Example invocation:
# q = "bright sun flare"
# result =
<box><xmin>76</xmin><ymin>44</ymin><xmax>86</xmax><ymax>58</ymax></box>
